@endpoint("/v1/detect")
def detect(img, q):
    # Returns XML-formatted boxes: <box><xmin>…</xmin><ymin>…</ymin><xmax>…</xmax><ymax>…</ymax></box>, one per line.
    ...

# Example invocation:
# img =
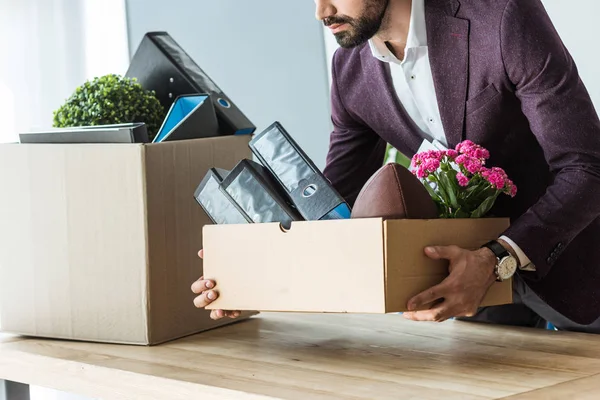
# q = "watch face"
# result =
<box><xmin>498</xmin><ymin>256</ymin><xmax>518</xmax><ymax>280</ymax></box>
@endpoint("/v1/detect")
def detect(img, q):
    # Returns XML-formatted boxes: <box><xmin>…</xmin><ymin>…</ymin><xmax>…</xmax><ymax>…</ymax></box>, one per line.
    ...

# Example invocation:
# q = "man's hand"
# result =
<box><xmin>402</xmin><ymin>245</ymin><xmax>497</xmax><ymax>323</ymax></box>
<box><xmin>191</xmin><ymin>249</ymin><xmax>241</xmax><ymax>320</ymax></box>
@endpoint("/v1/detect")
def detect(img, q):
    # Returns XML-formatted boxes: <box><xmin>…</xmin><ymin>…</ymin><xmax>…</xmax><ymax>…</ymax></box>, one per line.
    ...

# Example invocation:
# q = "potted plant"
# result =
<box><xmin>53</xmin><ymin>74</ymin><xmax>165</xmax><ymax>141</ymax></box>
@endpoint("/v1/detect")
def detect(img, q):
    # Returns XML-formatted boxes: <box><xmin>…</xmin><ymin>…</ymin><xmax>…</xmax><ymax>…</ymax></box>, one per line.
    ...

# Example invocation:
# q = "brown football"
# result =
<box><xmin>351</xmin><ymin>163</ymin><xmax>439</xmax><ymax>220</ymax></box>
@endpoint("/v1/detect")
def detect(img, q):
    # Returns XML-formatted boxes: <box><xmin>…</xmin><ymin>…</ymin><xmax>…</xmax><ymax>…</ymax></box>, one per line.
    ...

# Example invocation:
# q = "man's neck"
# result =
<box><xmin>374</xmin><ymin>0</ymin><xmax>413</xmax><ymax>60</ymax></box>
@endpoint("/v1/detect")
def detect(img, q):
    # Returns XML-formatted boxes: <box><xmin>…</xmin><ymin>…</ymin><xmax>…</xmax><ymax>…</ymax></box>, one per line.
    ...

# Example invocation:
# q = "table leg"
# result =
<box><xmin>0</xmin><ymin>380</ymin><xmax>30</xmax><ymax>400</ymax></box>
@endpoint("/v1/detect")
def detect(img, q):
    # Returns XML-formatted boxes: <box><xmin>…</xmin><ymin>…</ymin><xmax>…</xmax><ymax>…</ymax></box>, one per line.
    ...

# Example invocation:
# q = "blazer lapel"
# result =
<box><xmin>425</xmin><ymin>0</ymin><xmax>470</xmax><ymax>148</ymax></box>
<box><xmin>360</xmin><ymin>47</ymin><xmax>425</xmax><ymax>155</ymax></box>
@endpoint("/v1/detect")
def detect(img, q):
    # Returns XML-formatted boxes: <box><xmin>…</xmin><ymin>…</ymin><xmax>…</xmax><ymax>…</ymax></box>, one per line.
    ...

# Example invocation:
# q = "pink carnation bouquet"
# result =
<box><xmin>411</xmin><ymin>140</ymin><xmax>517</xmax><ymax>218</ymax></box>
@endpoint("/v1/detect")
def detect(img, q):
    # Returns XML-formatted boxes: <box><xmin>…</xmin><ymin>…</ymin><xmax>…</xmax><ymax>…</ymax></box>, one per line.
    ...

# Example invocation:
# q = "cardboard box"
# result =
<box><xmin>0</xmin><ymin>135</ymin><xmax>257</xmax><ymax>345</ymax></box>
<box><xmin>202</xmin><ymin>218</ymin><xmax>513</xmax><ymax>313</ymax></box>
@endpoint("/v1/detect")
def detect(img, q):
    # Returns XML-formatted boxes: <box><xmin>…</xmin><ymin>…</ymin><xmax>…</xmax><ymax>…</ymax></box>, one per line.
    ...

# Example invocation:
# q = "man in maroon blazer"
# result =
<box><xmin>192</xmin><ymin>0</ymin><xmax>599</xmax><ymax>332</ymax></box>
<box><xmin>317</xmin><ymin>0</ymin><xmax>600</xmax><ymax>332</ymax></box>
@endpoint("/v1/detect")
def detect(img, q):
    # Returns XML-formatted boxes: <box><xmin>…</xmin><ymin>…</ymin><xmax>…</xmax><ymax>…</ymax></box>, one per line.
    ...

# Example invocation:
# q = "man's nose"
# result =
<box><xmin>314</xmin><ymin>0</ymin><xmax>336</xmax><ymax>21</ymax></box>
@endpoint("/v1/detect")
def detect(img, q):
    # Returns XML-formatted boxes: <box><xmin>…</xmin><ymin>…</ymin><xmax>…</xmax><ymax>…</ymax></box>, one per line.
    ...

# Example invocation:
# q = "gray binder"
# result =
<box><xmin>18</xmin><ymin>123</ymin><xmax>149</xmax><ymax>144</ymax></box>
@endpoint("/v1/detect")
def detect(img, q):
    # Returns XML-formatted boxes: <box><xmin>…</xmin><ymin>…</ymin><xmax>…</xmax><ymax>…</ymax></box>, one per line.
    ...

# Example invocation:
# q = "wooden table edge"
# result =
<box><xmin>0</xmin><ymin>345</ymin><xmax>279</xmax><ymax>400</ymax></box>
<box><xmin>498</xmin><ymin>373</ymin><xmax>600</xmax><ymax>399</ymax></box>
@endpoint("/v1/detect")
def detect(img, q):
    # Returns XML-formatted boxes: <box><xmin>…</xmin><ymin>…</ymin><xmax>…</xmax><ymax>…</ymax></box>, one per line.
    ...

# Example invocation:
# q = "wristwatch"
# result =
<box><xmin>482</xmin><ymin>240</ymin><xmax>518</xmax><ymax>281</ymax></box>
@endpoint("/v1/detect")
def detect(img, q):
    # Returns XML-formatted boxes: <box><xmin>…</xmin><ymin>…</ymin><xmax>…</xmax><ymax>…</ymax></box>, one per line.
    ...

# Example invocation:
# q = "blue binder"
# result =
<box><xmin>153</xmin><ymin>94</ymin><xmax>219</xmax><ymax>142</ymax></box>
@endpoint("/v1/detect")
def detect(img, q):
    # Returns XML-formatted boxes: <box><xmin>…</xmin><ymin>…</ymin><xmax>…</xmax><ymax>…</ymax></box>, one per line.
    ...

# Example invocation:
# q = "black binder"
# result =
<box><xmin>249</xmin><ymin>121</ymin><xmax>351</xmax><ymax>221</ymax></box>
<box><xmin>153</xmin><ymin>94</ymin><xmax>219</xmax><ymax>142</ymax></box>
<box><xmin>219</xmin><ymin>159</ymin><xmax>303</xmax><ymax>225</ymax></box>
<box><xmin>125</xmin><ymin>31</ymin><xmax>256</xmax><ymax>137</ymax></box>
<box><xmin>194</xmin><ymin>168</ymin><xmax>250</xmax><ymax>225</ymax></box>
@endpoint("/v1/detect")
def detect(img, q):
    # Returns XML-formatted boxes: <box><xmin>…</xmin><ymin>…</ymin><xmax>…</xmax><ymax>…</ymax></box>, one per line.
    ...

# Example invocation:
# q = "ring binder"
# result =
<box><xmin>126</xmin><ymin>31</ymin><xmax>256</xmax><ymax>138</ymax></box>
<box><xmin>249</xmin><ymin>122</ymin><xmax>351</xmax><ymax>221</ymax></box>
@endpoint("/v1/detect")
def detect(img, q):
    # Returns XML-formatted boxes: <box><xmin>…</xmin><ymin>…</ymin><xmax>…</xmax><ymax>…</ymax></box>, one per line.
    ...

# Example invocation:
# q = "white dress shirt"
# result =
<box><xmin>367</xmin><ymin>0</ymin><xmax>533</xmax><ymax>270</ymax></box>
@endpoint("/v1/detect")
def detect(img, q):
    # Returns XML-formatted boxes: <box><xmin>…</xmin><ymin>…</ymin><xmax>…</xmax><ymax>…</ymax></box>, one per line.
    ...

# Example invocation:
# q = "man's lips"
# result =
<box><xmin>328</xmin><ymin>23</ymin><xmax>348</xmax><ymax>34</ymax></box>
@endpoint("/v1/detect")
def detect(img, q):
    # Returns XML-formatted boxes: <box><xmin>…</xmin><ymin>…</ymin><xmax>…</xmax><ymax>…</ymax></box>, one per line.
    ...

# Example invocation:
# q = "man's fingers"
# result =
<box><xmin>403</xmin><ymin>304</ymin><xmax>451</xmax><ymax>323</ymax></box>
<box><xmin>425</xmin><ymin>245</ymin><xmax>461</xmax><ymax>260</ymax></box>
<box><xmin>193</xmin><ymin>290</ymin><xmax>218</xmax><ymax>308</ymax></box>
<box><xmin>191</xmin><ymin>278</ymin><xmax>214</xmax><ymax>294</ymax></box>
<box><xmin>210</xmin><ymin>309</ymin><xmax>241</xmax><ymax>320</ymax></box>
<box><xmin>407</xmin><ymin>282</ymin><xmax>448</xmax><ymax>311</ymax></box>
<box><xmin>198</xmin><ymin>249</ymin><xmax>204</xmax><ymax>259</ymax></box>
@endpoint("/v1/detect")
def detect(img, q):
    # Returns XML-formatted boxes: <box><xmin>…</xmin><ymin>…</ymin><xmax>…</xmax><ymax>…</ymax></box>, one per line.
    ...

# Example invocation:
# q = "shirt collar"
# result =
<box><xmin>368</xmin><ymin>0</ymin><xmax>427</xmax><ymax>63</ymax></box>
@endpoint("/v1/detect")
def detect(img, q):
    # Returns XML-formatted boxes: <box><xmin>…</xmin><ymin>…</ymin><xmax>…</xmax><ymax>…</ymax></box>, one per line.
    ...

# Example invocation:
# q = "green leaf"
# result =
<box><xmin>470</xmin><ymin>193</ymin><xmax>500</xmax><ymax>218</ymax></box>
<box><xmin>454</xmin><ymin>208</ymin><xmax>470</xmax><ymax>219</ymax></box>
<box><xmin>423</xmin><ymin>181</ymin><xmax>442</xmax><ymax>203</ymax></box>
<box><xmin>438</xmin><ymin>171</ymin><xmax>459</xmax><ymax>209</ymax></box>
<box><xmin>431</xmin><ymin>174</ymin><xmax>450</xmax><ymax>207</ymax></box>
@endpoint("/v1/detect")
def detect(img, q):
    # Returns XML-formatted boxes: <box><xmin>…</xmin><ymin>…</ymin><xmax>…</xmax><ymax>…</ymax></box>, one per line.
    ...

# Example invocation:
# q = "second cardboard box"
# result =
<box><xmin>202</xmin><ymin>217</ymin><xmax>513</xmax><ymax>313</ymax></box>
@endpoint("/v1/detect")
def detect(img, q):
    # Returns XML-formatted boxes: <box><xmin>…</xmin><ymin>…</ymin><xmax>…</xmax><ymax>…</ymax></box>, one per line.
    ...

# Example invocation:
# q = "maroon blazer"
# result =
<box><xmin>322</xmin><ymin>0</ymin><xmax>600</xmax><ymax>325</ymax></box>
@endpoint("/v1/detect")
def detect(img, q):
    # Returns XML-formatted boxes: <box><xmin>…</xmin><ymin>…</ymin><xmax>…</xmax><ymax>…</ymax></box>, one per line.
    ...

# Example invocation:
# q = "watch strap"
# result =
<box><xmin>483</xmin><ymin>240</ymin><xmax>510</xmax><ymax>260</ymax></box>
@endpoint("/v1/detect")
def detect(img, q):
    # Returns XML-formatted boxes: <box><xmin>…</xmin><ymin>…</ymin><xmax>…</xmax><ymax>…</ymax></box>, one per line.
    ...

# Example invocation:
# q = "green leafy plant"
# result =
<box><xmin>53</xmin><ymin>74</ymin><xmax>165</xmax><ymax>141</ymax></box>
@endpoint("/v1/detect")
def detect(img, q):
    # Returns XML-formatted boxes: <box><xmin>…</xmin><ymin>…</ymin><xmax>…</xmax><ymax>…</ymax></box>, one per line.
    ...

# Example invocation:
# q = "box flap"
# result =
<box><xmin>0</xmin><ymin>143</ymin><xmax>150</xmax><ymax>344</ymax></box>
<box><xmin>203</xmin><ymin>218</ymin><xmax>387</xmax><ymax>313</ymax></box>
<box><xmin>383</xmin><ymin>218</ymin><xmax>513</xmax><ymax>312</ymax></box>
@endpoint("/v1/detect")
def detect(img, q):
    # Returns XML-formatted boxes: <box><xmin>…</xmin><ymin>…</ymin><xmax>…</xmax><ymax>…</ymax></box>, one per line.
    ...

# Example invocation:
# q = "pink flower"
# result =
<box><xmin>505</xmin><ymin>178</ymin><xmax>518</xmax><ymax>197</ymax></box>
<box><xmin>411</xmin><ymin>156</ymin><xmax>419</xmax><ymax>169</ymax></box>
<box><xmin>491</xmin><ymin>167</ymin><xmax>508</xmax><ymax>179</ymax></box>
<box><xmin>412</xmin><ymin>150</ymin><xmax>440</xmax><ymax>167</ymax></box>
<box><xmin>455</xmin><ymin>154</ymin><xmax>483</xmax><ymax>174</ymax></box>
<box><xmin>455</xmin><ymin>154</ymin><xmax>469</xmax><ymax>165</ymax></box>
<box><xmin>481</xmin><ymin>168</ymin><xmax>506</xmax><ymax>189</ymax></box>
<box><xmin>412</xmin><ymin>149</ymin><xmax>445</xmax><ymax>175</ymax></box>
<box><xmin>472</xmin><ymin>147</ymin><xmax>490</xmax><ymax>160</ymax></box>
<box><xmin>457</xmin><ymin>172</ymin><xmax>469</xmax><ymax>187</ymax></box>
<box><xmin>465</xmin><ymin>158</ymin><xmax>483</xmax><ymax>174</ymax></box>
<box><xmin>423</xmin><ymin>159</ymin><xmax>440</xmax><ymax>173</ymax></box>
<box><xmin>446</xmin><ymin>149</ymin><xmax>459</xmax><ymax>159</ymax></box>
<box><xmin>422</xmin><ymin>150</ymin><xmax>444</xmax><ymax>162</ymax></box>
<box><xmin>456</xmin><ymin>140</ymin><xmax>490</xmax><ymax>161</ymax></box>
<box><xmin>455</xmin><ymin>140</ymin><xmax>476</xmax><ymax>154</ymax></box>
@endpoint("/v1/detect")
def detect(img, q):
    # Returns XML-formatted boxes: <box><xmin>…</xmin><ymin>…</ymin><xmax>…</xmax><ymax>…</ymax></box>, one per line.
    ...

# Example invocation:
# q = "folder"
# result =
<box><xmin>249</xmin><ymin>121</ymin><xmax>351</xmax><ymax>221</ymax></box>
<box><xmin>153</xmin><ymin>94</ymin><xmax>219</xmax><ymax>142</ymax></box>
<box><xmin>18</xmin><ymin>123</ymin><xmax>149</xmax><ymax>144</ymax></box>
<box><xmin>125</xmin><ymin>31</ymin><xmax>256</xmax><ymax>137</ymax></box>
<box><xmin>194</xmin><ymin>168</ymin><xmax>250</xmax><ymax>225</ymax></box>
<box><xmin>219</xmin><ymin>159</ymin><xmax>303</xmax><ymax>225</ymax></box>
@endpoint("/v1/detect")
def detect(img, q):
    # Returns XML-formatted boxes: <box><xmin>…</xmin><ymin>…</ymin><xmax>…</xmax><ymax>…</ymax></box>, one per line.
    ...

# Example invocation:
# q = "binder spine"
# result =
<box><xmin>194</xmin><ymin>169</ymin><xmax>251</xmax><ymax>225</ymax></box>
<box><xmin>219</xmin><ymin>160</ymin><xmax>302</xmax><ymax>225</ymax></box>
<box><xmin>249</xmin><ymin>122</ymin><xmax>350</xmax><ymax>221</ymax></box>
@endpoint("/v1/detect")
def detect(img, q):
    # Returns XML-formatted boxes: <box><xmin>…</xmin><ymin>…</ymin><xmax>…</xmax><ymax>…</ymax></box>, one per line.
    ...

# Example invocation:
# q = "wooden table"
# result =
<box><xmin>1</xmin><ymin>313</ymin><xmax>599</xmax><ymax>399</ymax></box>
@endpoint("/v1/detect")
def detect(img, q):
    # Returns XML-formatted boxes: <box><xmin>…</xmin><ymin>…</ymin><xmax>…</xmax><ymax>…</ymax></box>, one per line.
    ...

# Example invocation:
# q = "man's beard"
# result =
<box><xmin>323</xmin><ymin>0</ymin><xmax>390</xmax><ymax>48</ymax></box>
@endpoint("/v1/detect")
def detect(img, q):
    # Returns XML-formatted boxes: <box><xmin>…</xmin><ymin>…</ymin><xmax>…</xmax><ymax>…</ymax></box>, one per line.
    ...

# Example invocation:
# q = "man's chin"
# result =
<box><xmin>334</xmin><ymin>33</ymin><xmax>368</xmax><ymax>49</ymax></box>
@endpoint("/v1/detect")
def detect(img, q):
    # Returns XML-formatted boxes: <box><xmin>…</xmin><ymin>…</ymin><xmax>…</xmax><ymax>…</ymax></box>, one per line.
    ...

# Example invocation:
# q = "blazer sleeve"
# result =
<box><xmin>500</xmin><ymin>0</ymin><xmax>600</xmax><ymax>280</ymax></box>
<box><xmin>322</xmin><ymin>49</ymin><xmax>387</xmax><ymax>207</ymax></box>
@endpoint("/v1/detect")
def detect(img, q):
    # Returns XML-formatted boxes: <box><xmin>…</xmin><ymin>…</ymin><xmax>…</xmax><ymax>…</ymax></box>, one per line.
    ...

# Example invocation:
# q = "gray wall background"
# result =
<box><xmin>125</xmin><ymin>0</ymin><xmax>334</xmax><ymax>170</ymax></box>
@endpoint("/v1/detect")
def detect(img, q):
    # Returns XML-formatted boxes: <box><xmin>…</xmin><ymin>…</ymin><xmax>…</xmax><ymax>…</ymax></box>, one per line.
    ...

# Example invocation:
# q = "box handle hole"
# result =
<box><xmin>279</xmin><ymin>221</ymin><xmax>292</xmax><ymax>233</ymax></box>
